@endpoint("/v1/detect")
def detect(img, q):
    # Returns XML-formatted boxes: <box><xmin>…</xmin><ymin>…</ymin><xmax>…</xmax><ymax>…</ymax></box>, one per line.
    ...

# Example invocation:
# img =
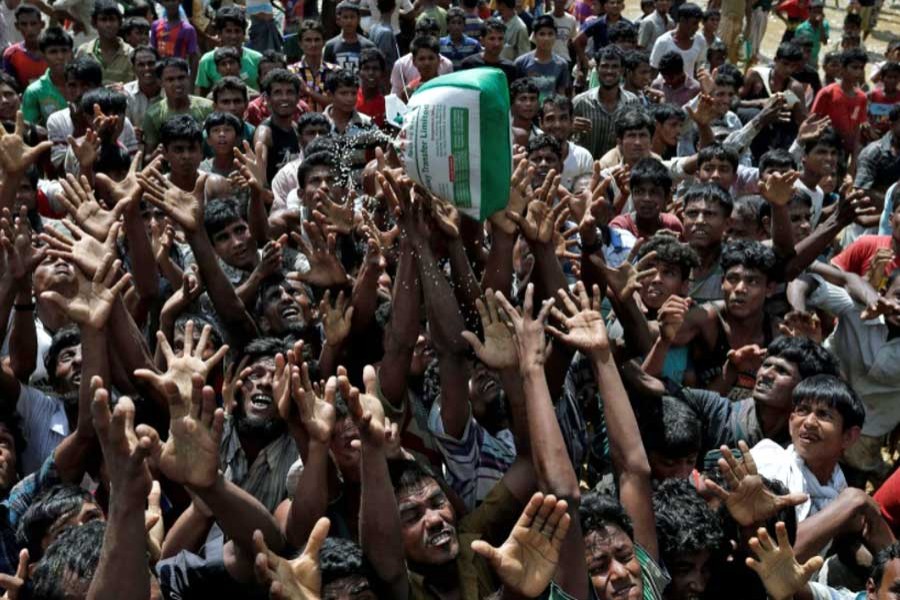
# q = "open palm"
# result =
<box><xmin>546</xmin><ymin>281</ymin><xmax>609</xmax><ymax>358</ymax></box>
<box><xmin>41</xmin><ymin>253</ymin><xmax>130</xmax><ymax>330</ymax></box>
<box><xmin>462</xmin><ymin>291</ymin><xmax>518</xmax><ymax>370</ymax></box>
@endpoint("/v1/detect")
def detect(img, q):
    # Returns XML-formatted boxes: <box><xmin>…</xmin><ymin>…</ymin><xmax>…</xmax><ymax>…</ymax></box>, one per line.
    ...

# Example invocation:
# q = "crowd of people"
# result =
<box><xmin>0</xmin><ymin>0</ymin><xmax>900</xmax><ymax>597</ymax></box>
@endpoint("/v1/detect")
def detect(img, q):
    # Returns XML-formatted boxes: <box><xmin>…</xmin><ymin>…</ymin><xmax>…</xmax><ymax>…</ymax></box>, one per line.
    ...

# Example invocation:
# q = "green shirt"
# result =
<box><xmin>21</xmin><ymin>70</ymin><xmax>67</xmax><ymax>126</ymax></box>
<box><xmin>75</xmin><ymin>38</ymin><xmax>134</xmax><ymax>85</ymax></box>
<box><xmin>195</xmin><ymin>46</ymin><xmax>262</xmax><ymax>91</ymax></box>
<box><xmin>141</xmin><ymin>95</ymin><xmax>214</xmax><ymax>151</ymax></box>
<box><xmin>795</xmin><ymin>20</ymin><xmax>830</xmax><ymax>66</ymax></box>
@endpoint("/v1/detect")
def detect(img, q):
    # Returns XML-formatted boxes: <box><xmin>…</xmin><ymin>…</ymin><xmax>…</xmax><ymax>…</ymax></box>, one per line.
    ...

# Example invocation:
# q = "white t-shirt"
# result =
<box><xmin>360</xmin><ymin>0</ymin><xmax>413</xmax><ymax>33</ymax></box>
<box><xmin>562</xmin><ymin>141</ymin><xmax>593</xmax><ymax>190</ymax></box>
<box><xmin>551</xmin><ymin>12</ymin><xmax>577</xmax><ymax>61</ymax></box>
<box><xmin>649</xmin><ymin>31</ymin><xmax>707</xmax><ymax>77</ymax></box>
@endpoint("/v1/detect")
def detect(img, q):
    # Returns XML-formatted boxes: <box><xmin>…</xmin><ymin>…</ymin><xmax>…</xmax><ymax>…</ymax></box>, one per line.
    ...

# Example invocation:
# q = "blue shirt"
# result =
<box><xmin>439</xmin><ymin>34</ymin><xmax>482</xmax><ymax>70</ymax></box>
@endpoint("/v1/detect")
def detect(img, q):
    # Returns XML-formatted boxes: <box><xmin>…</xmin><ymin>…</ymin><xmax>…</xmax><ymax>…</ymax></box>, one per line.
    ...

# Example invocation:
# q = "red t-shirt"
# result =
<box><xmin>356</xmin><ymin>88</ymin><xmax>385</xmax><ymax>127</ymax></box>
<box><xmin>608</xmin><ymin>212</ymin><xmax>684</xmax><ymax>240</ymax></box>
<box><xmin>831</xmin><ymin>235</ymin><xmax>900</xmax><ymax>277</ymax></box>
<box><xmin>2</xmin><ymin>43</ymin><xmax>47</xmax><ymax>88</ymax></box>
<box><xmin>811</xmin><ymin>83</ymin><xmax>868</xmax><ymax>150</ymax></box>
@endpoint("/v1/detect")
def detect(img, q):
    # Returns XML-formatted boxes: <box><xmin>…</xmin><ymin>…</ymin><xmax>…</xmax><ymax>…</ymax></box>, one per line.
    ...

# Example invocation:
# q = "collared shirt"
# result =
<box><xmin>123</xmin><ymin>79</ymin><xmax>163</xmax><ymax>130</ymax></box>
<box><xmin>288</xmin><ymin>57</ymin><xmax>338</xmax><ymax>112</ymax></box>
<box><xmin>219</xmin><ymin>418</ymin><xmax>298</xmax><ymax>513</ymax></box>
<box><xmin>572</xmin><ymin>86</ymin><xmax>640</xmax><ymax>159</ymax></box>
<box><xmin>75</xmin><ymin>37</ymin><xmax>134</xmax><ymax>84</ymax></box>
<box><xmin>855</xmin><ymin>132</ymin><xmax>900</xmax><ymax>194</ymax></box>
<box><xmin>0</xmin><ymin>454</ymin><xmax>60</xmax><ymax>574</ymax></box>
<box><xmin>17</xmin><ymin>386</ymin><xmax>69</xmax><ymax>475</ymax></box>
<box><xmin>21</xmin><ymin>69</ymin><xmax>66</xmax><ymax>127</ymax></box>
<box><xmin>808</xmin><ymin>275</ymin><xmax>900</xmax><ymax>436</ymax></box>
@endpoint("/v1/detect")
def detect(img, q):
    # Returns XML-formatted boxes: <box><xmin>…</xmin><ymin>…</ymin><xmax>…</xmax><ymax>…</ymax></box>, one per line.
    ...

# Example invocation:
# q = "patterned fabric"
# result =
<box><xmin>0</xmin><ymin>455</ymin><xmax>60</xmax><ymax>574</ymax></box>
<box><xmin>150</xmin><ymin>19</ymin><xmax>199</xmax><ymax>58</ymax></box>
<box><xmin>288</xmin><ymin>57</ymin><xmax>338</xmax><ymax>112</ymax></box>
<box><xmin>572</xmin><ymin>86</ymin><xmax>640</xmax><ymax>159</ymax></box>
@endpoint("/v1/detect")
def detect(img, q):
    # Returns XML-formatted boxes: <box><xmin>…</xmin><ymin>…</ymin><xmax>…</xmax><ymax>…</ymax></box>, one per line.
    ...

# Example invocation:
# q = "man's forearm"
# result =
<box><xmin>482</xmin><ymin>229</ymin><xmax>515</xmax><ymax>297</ymax></box>
<box><xmin>123</xmin><ymin>201</ymin><xmax>159</xmax><ymax>303</ymax></box>
<box><xmin>447</xmin><ymin>237</ymin><xmax>483</xmax><ymax>332</ymax></box>
<box><xmin>9</xmin><ymin>285</ymin><xmax>37</xmax><ymax>381</ymax></box>
<box><xmin>190</xmin><ymin>474</ymin><xmax>284</xmax><ymax>553</ymax></box>
<box><xmin>87</xmin><ymin>489</ymin><xmax>149</xmax><ymax>600</ymax></box>
<box><xmin>380</xmin><ymin>240</ymin><xmax>419</xmax><ymax>406</ymax></box>
<box><xmin>285</xmin><ymin>440</ymin><xmax>332</xmax><ymax>548</ymax></box>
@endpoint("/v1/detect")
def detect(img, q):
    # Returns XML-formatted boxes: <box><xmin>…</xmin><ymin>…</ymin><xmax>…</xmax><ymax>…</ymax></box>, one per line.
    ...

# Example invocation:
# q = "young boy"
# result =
<box><xmin>461</xmin><ymin>0</ymin><xmax>483</xmax><ymax>37</ymax></box>
<box><xmin>213</xmin><ymin>46</ymin><xmax>243</xmax><ymax>81</ymax></box>
<box><xmin>356</xmin><ymin>48</ymin><xmax>386</xmax><ymax>127</ymax></box>
<box><xmin>794</xmin><ymin>0</ymin><xmax>829</xmax><ymax>67</ymax></box>
<box><xmin>253</xmin><ymin>68</ymin><xmax>303</xmax><ymax>182</ymax></box>
<box><xmin>638</xmin><ymin>0</ymin><xmax>673</xmax><ymax>51</ymax></box>
<box><xmin>868</xmin><ymin>61</ymin><xmax>900</xmax><ymax>138</ymax></box>
<box><xmin>204</xmin><ymin>197</ymin><xmax>263</xmax><ymax>289</ymax></box>
<box><xmin>440</xmin><ymin>7</ymin><xmax>481</xmax><ymax>70</ymax></box>
<box><xmin>202</xmin><ymin>111</ymin><xmax>245</xmax><ymax>178</ymax></box>
<box><xmin>206</xmin><ymin>77</ymin><xmax>255</xmax><ymax>155</ymax></box>
<box><xmin>150</xmin><ymin>0</ymin><xmax>200</xmax><ymax>76</ymax></box>
<box><xmin>288</xmin><ymin>20</ymin><xmax>337</xmax><ymax>112</ymax></box>
<box><xmin>822</xmin><ymin>50</ymin><xmax>841</xmax><ymax>86</ymax></box>
<box><xmin>623</xmin><ymin>49</ymin><xmax>656</xmax><ymax>102</ymax></box>
<box><xmin>650</xmin><ymin>50</ymin><xmax>700</xmax><ymax>106</ymax></box>
<box><xmin>401</xmin><ymin>35</ymin><xmax>440</xmax><ymax>101</ymax></box>
<box><xmin>459</xmin><ymin>17</ymin><xmax>518</xmax><ymax>86</ymax></box>
<box><xmin>21</xmin><ymin>27</ymin><xmax>72</xmax><ymax>127</ymax></box>
<box><xmin>681</xmin><ymin>182</ymin><xmax>733</xmax><ymax>303</ymax></box>
<box><xmin>513</xmin><ymin>14</ymin><xmax>570</xmax><ymax>98</ymax></box>
<box><xmin>368</xmin><ymin>0</ymin><xmax>400</xmax><ymax>73</ymax></box>
<box><xmin>2</xmin><ymin>4</ymin><xmax>46</xmax><ymax>88</ymax></box>
<box><xmin>142</xmin><ymin>57</ymin><xmax>214</xmax><ymax>153</ymax></box>
<box><xmin>324</xmin><ymin>1</ymin><xmax>376</xmax><ymax>77</ymax></box>
<box><xmin>121</xmin><ymin>16</ymin><xmax>150</xmax><ymax>48</ymax></box>
<box><xmin>496</xmin><ymin>0</ymin><xmax>529</xmax><ymax>61</ymax></box>
<box><xmin>509</xmin><ymin>76</ymin><xmax>539</xmax><ymax>139</ymax></box>
<box><xmin>811</xmin><ymin>47</ymin><xmax>868</xmax><ymax>157</ymax></box>
<box><xmin>75</xmin><ymin>0</ymin><xmax>133</xmax><ymax>85</ymax></box>
<box><xmin>609</xmin><ymin>157</ymin><xmax>684</xmax><ymax>239</ymax></box>
<box><xmin>195</xmin><ymin>6</ymin><xmax>263</xmax><ymax>95</ymax></box>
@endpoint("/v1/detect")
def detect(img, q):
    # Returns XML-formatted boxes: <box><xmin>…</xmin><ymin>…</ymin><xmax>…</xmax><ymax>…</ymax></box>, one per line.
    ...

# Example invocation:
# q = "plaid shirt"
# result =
<box><xmin>0</xmin><ymin>455</ymin><xmax>59</xmax><ymax>574</ymax></box>
<box><xmin>288</xmin><ymin>57</ymin><xmax>338</xmax><ymax>112</ymax></box>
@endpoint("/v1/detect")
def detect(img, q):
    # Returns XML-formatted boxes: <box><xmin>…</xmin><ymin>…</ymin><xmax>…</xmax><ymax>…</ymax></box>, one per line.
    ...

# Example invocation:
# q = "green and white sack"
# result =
<box><xmin>397</xmin><ymin>68</ymin><xmax>512</xmax><ymax>222</ymax></box>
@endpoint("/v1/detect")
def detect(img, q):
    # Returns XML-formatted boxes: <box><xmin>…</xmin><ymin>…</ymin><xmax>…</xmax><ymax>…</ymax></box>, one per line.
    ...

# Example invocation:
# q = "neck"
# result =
<box><xmin>305</xmin><ymin>54</ymin><xmax>322</xmax><ymax>68</ymax></box>
<box><xmin>799</xmin><ymin>168</ymin><xmax>820</xmax><ymax>189</ymax></box>
<box><xmin>634</xmin><ymin>213</ymin><xmax>661</xmax><ymax>234</ymax></box>
<box><xmin>99</xmin><ymin>36</ymin><xmax>118</xmax><ymax>51</ymax></box>
<box><xmin>756</xmin><ymin>403</ymin><xmax>791</xmax><ymax>439</ymax></box>
<box><xmin>50</xmin><ymin>69</ymin><xmax>66</xmax><ymax>86</ymax></box>
<box><xmin>482</xmin><ymin>50</ymin><xmax>500</xmax><ymax>62</ymax></box>
<box><xmin>140</xmin><ymin>79</ymin><xmax>161</xmax><ymax>96</ymax></box>
<box><xmin>167</xmin><ymin>95</ymin><xmax>190</xmax><ymax>110</ymax></box>
<box><xmin>651</xmin><ymin>134</ymin><xmax>670</xmax><ymax>155</ymax></box>
<box><xmin>24</xmin><ymin>39</ymin><xmax>38</xmax><ymax>51</ymax></box>
<box><xmin>840</xmin><ymin>79</ymin><xmax>857</xmax><ymax>93</ymax></box>
<box><xmin>804</xmin><ymin>457</ymin><xmax>836</xmax><ymax>485</ymax></box>
<box><xmin>696</xmin><ymin>243</ymin><xmax>722</xmax><ymax>271</ymax></box>
<box><xmin>535</xmin><ymin>46</ymin><xmax>552</xmax><ymax>60</ymax></box>
<box><xmin>213</xmin><ymin>153</ymin><xmax>232</xmax><ymax>171</ymax></box>
<box><xmin>272</xmin><ymin>112</ymin><xmax>294</xmax><ymax>128</ymax></box>
<box><xmin>726</xmin><ymin>307</ymin><xmax>766</xmax><ymax>338</ymax></box>
<box><xmin>598</xmin><ymin>84</ymin><xmax>620</xmax><ymax>101</ymax></box>
<box><xmin>342</xmin><ymin>30</ymin><xmax>358</xmax><ymax>41</ymax></box>
<box><xmin>171</xmin><ymin>170</ymin><xmax>197</xmax><ymax>191</ymax></box>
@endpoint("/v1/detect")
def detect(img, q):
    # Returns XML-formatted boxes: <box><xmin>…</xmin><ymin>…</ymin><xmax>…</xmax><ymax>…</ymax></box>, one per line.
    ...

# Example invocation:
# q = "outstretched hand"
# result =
<box><xmin>545</xmin><ymin>281</ymin><xmax>609</xmax><ymax>360</ymax></box>
<box><xmin>253</xmin><ymin>517</ymin><xmax>330</xmax><ymax>600</ymax></box>
<box><xmin>746</xmin><ymin>522</ymin><xmax>824</xmax><ymax>600</ymax></box>
<box><xmin>462</xmin><ymin>290</ymin><xmax>519</xmax><ymax>371</ymax></box>
<box><xmin>494</xmin><ymin>283</ymin><xmax>555</xmax><ymax>372</ymax></box>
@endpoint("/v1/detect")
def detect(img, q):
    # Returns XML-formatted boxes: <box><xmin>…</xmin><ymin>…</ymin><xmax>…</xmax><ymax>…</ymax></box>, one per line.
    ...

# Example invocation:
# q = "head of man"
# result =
<box><xmin>643</xmin><ymin>397</ymin><xmax>702</xmax><ymax>481</ymax></box>
<box><xmin>581</xmin><ymin>491</ymin><xmax>643</xmax><ymax>600</ymax></box>
<box><xmin>594</xmin><ymin>45</ymin><xmax>625</xmax><ymax>90</ymax></box>
<box><xmin>391</xmin><ymin>460</ymin><xmax>459</xmax><ymax>568</ymax></box>
<box><xmin>212</xmin><ymin>76</ymin><xmax>250</xmax><ymax>119</ymax></box>
<box><xmin>320</xmin><ymin>538</ymin><xmax>379</xmax><ymax>599</ymax></box>
<box><xmin>526</xmin><ymin>133</ymin><xmax>563</xmax><ymax>185</ymax></box>
<box><xmin>719</xmin><ymin>239</ymin><xmax>777</xmax><ymax>319</ymax></box>
<box><xmin>28</xmin><ymin>520</ymin><xmax>106</xmax><ymax>599</ymax></box>
<box><xmin>44</xmin><ymin>326</ymin><xmax>82</xmax><ymax>398</ymax></box>
<box><xmin>635</xmin><ymin>234</ymin><xmax>698</xmax><ymax>310</ymax></box>
<box><xmin>235</xmin><ymin>338</ymin><xmax>290</xmax><ymax>440</ymax></box>
<box><xmin>681</xmin><ymin>182</ymin><xmax>733</xmax><ymax>252</ymax></box>
<box><xmin>160</xmin><ymin>113</ymin><xmax>204</xmax><ymax>179</ymax></box>
<box><xmin>616</xmin><ymin>108</ymin><xmax>654</xmax><ymax>164</ymax></box>
<box><xmin>658</xmin><ymin>51</ymin><xmax>686</xmax><ymax>89</ymax></box>
<box><xmin>18</xmin><ymin>485</ymin><xmax>104</xmax><ymax>565</ymax></box>
<box><xmin>751</xmin><ymin>335</ymin><xmax>839</xmax><ymax>412</ymax></box>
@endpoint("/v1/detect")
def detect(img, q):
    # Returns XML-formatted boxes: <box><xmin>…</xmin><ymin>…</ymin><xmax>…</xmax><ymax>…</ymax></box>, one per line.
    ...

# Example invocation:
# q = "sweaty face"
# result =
<box><xmin>752</xmin><ymin>356</ymin><xmax>800</xmax><ymax>409</ymax></box>
<box><xmin>683</xmin><ymin>199</ymin><xmax>728</xmax><ymax>250</ymax></box>
<box><xmin>667</xmin><ymin>550</ymin><xmax>713</xmax><ymax>600</ymax></box>
<box><xmin>639</xmin><ymin>258</ymin><xmax>685</xmax><ymax>310</ymax></box>
<box><xmin>239</xmin><ymin>357</ymin><xmax>280</xmax><ymax>425</ymax></box>
<box><xmin>261</xmin><ymin>283</ymin><xmax>306</xmax><ymax>333</ymax></box>
<box><xmin>789</xmin><ymin>399</ymin><xmax>853</xmax><ymax>470</ymax></box>
<box><xmin>721</xmin><ymin>265</ymin><xmax>770</xmax><ymax>318</ymax></box>
<box><xmin>528</xmin><ymin>146</ymin><xmax>562</xmax><ymax>184</ymax></box>
<box><xmin>398</xmin><ymin>479</ymin><xmax>459</xmax><ymax>566</ymax></box>
<box><xmin>585</xmin><ymin>525</ymin><xmax>643</xmax><ymax>600</ymax></box>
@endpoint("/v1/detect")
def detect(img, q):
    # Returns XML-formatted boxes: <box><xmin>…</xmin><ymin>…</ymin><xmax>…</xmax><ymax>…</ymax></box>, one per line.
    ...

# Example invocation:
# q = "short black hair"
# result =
<box><xmin>658</xmin><ymin>50</ymin><xmax>684</xmax><ymax>75</ymax></box>
<box><xmin>702</xmin><ymin>7</ymin><xmax>720</xmax><ymax>20</ymax></box>
<box><xmin>388</xmin><ymin>459</ymin><xmax>438</xmax><ymax>498</ymax></box>
<box><xmin>759</xmin><ymin>148</ymin><xmax>798</xmax><ymax>172</ymax></box>
<box><xmin>766</xmin><ymin>335</ymin><xmax>840</xmax><ymax>380</ymax></box>
<box><xmin>64</xmin><ymin>56</ymin><xmax>103</xmax><ymax>87</ymax></box>
<box><xmin>415</xmin><ymin>15</ymin><xmax>440</xmax><ymax>34</ymax></box>
<box><xmin>802</xmin><ymin>126</ymin><xmax>842</xmax><ymax>155</ymax></box>
<box><xmin>297</xmin><ymin>111</ymin><xmax>331</xmax><ymax>134</ymax></box>
<box><xmin>92</xmin><ymin>0</ymin><xmax>122</xmax><ymax>20</ymax></box>
<box><xmin>510</xmin><ymin>76</ymin><xmax>539</xmax><ymax>100</ymax></box>
<box><xmin>155</xmin><ymin>56</ymin><xmax>189</xmax><ymax>78</ymax></box>
<box><xmin>526</xmin><ymin>132</ymin><xmax>562</xmax><ymax>159</ymax></box>
<box><xmin>630</xmin><ymin>157</ymin><xmax>672</xmax><ymax>193</ymax></box>
<box><xmin>540</xmin><ymin>94</ymin><xmax>573</xmax><ymax>119</ymax></box>
<box><xmin>30</xmin><ymin>519</ymin><xmax>105</xmax><ymax>599</ymax></box>
<box><xmin>79</xmin><ymin>87</ymin><xmax>127</xmax><ymax>116</ymax></box>
<box><xmin>299</xmin><ymin>19</ymin><xmax>325</xmax><ymax>38</ymax></box>
<box><xmin>652</xmin><ymin>102</ymin><xmax>686</xmax><ymax>124</ymax></box>
<box><xmin>359</xmin><ymin>47</ymin><xmax>386</xmax><ymax>70</ymax></box>
<box><xmin>608</xmin><ymin>20</ymin><xmax>637</xmax><ymax>44</ymax></box>
<box><xmin>872</xmin><ymin>543</ymin><xmax>900</xmax><ymax>590</ymax></box>
<box><xmin>130</xmin><ymin>44</ymin><xmax>158</xmax><ymax>65</ymax></box>
<box><xmin>44</xmin><ymin>325</ymin><xmax>80</xmax><ymax>389</ymax></box>
<box><xmin>14</xmin><ymin>3</ymin><xmax>41</xmax><ymax>20</ymax></box>
<box><xmin>204</xmin><ymin>111</ymin><xmax>243</xmax><ymax>136</ymax></box>
<box><xmin>642</xmin><ymin>396</ymin><xmax>702</xmax><ymax>457</ymax></box>
<box><xmin>410</xmin><ymin>35</ymin><xmax>440</xmax><ymax>57</ymax></box>
<box><xmin>260</xmin><ymin>49</ymin><xmax>287</xmax><ymax>68</ymax></box>
<box><xmin>213</xmin><ymin>45</ymin><xmax>241</xmax><ymax>66</ymax></box>
<box><xmin>636</xmin><ymin>234</ymin><xmax>700</xmax><ymax>279</ymax></box>
<box><xmin>714</xmin><ymin>70</ymin><xmax>739</xmax><ymax>91</ymax></box>
<box><xmin>533</xmin><ymin>14</ymin><xmax>555</xmax><ymax>33</ymax></box>
<box><xmin>204</xmin><ymin>196</ymin><xmax>248</xmax><ymax>239</ymax></box>
<box><xmin>212</xmin><ymin>75</ymin><xmax>249</xmax><ymax>103</ymax></box>
<box><xmin>792</xmin><ymin>374</ymin><xmax>866</xmax><ymax>431</ymax></box>
<box><xmin>39</xmin><ymin>26</ymin><xmax>73</xmax><ymax>52</ymax></box>
<box><xmin>215</xmin><ymin>5</ymin><xmax>247</xmax><ymax>30</ymax></box>
<box><xmin>377</xmin><ymin>0</ymin><xmax>397</xmax><ymax>14</ymax></box>
<box><xmin>324</xmin><ymin>68</ymin><xmax>358</xmax><ymax>93</ymax></box>
<box><xmin>160</xmin><ymin>113</ymin><xmax>203</xmax><ymax>147</ymax></box>
<box><xmin>623</xmin><ymin>49</ymin><xmax>650</xmax><ymax>72</ymax></box>
<box><xmin>0</xmin><ymin>71</ymin><xmax>21</xmax><ymax>94</ymax></box>
<box><xmin>320</xmin><ymin>538</ymin><xmax>376</xmax><ymax>588</ymax></box>
<box><xmin>263</xmin><ymin>68</ymin><xmax>301</xmax><ymax>94</ymax></box>
<box><xmin>484</xmin><ymin>16</ymin><xmax>506</xmax><ymax>34</ymax></box>
<box><xmin>653</xmin><ymin>478</ymin><xmax>724</xmax><ymax>559</ymax></box>
<box><xmin>122</xmin><ymin>16</ymin><xmax>150</xmax><ymax>36</ymax></box>
<box><xmin>615</xmin><ymin>106</ymin><xmax>655</xmax><ymax>139</ymax></box>
<box><xmin>239</xmin><ymin>337</ymin><xmax>288</xmax><ymax>364</ymax></box>
<box><xmin>297</xmin><ymin>150</ymin><xmax>337</xmax><ymax>187</ymax></box>
<box><xmin>580</xmin><ymin>490</ymin><xmax>634</xmax><ymax>539</ymax></box>
<box><xmin>682</xmin><ymin>181</ymin><xmax>734</xmax><ymax>214</ymax></box>
<box><xmin>720</xmin><ymin>239</ymin><xmax>777</xmax><ymax>279</ymax></box>
<box><xmin>775</xmin><ymin>42</ymin><xmax>804</xmax><ymax>62</ymax></box>
<box><xmin>594</xmin><ymin>44</ymin><xmax>624</xmax><ymax>66</ymax></box>
<box><xmin>676</xmin><ymin>2</ymin><xmax>703</xmax><ymax>20</ymax></box>
<box><xmin>697</xmin><ymin>143</ymin><xmax>739</xmax><ymax>172</ymax></box>
<box><xmin>18</xmin><ymin>484</ymin><xmax>96</xmax><ymax>562</ymax></box>
<box><xmin>841</xmin><ymin>46</ymin><xmax>868</xmax><ymax>67</ymax></box>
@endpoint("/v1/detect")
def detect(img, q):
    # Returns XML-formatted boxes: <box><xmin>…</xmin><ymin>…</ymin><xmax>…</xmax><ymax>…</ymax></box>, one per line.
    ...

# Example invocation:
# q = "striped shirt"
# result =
<box><xmin>572</xmin><ymin>86</ymin><xmax>640</xmax><ymax>159</ymax></box>
<box><xmin>427</xmin><ymin>400</ymin><xmax>516</xmax><ymax>510</ymax></box>
<box><xmin>288</xmin><ymin>57</ymin><xmax>338</xmax><ymax>111</ymax></box>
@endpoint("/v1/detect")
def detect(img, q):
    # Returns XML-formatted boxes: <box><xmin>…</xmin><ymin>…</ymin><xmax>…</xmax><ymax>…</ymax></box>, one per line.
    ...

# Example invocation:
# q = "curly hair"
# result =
<box><xmin>720</xmin><ymin>239</ymin><xmax>777</xmax><ymax>279</ymax></box>
<box><xmin>652</xmin><ymin>478</ymin><xmax>724</xmax><ymax>559</ymax></box>
<box><xmin>579</xmin><ymin>490</ymin><xmax>634</xmax><ymax>539</ymax></box>
<box><xmin>636</xmin><ymin>234</ymin><xmax>700</xmax><ymax>280</ymax></box>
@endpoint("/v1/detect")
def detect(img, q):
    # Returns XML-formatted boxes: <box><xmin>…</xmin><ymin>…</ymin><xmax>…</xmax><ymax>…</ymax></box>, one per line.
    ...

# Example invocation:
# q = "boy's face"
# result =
<box><xmin>215</xmin><ymin>88</ymin><xmax>247</xmax><ymax>118</ymax></box>
<box><xmin>15</xmin><ymin>179</ymin><xmax>36</xmax><ymax>215</ymax></box>
<box><xmin>94</xmin><ymin>13</ymin><xmax>121</xmax><ymax>41</ymax></box>
<box><xmin>534</xmin><ymin>26</ymin><xmax>556</xmax><ymax>51</ymax></box>
<box><xmin>359</xmin><ymin>60</ymin><xmax>382</xmax><ymax>89</ymax></box>
<box><xmin>802</xmin><ymin>143</ymin><xmax>838</xmax><ymax>178</ymax></box>
<box><xmin>667</xmin><ymin>550</ymin><xmax>713</xmax><ymax>600</ymax></box>
<box><xmin>596</xmin><ymin>57</ymin><xmax>623</xmax><ymax>88</ymax></box>
<box><xmin>332</xmin><ymin>84</ymin><xmax>358</xmax><ymax>113</ymax></box>
<box><xmin>698</xmin><ymin>157</ymin><xmax>735</xmax><ymax>190</ymax></box>
<box><xmin>620</xmin><ymin>128</ymin><xmax>651</xmax><ymax>163</ymax></box>
<box><xmin>301</xmin><ymin>30</ymin><xmax>325</xmax><ymax>57</ymax></box>
<box><xmin>656</xmin><ymin>116</ymin><xmax>682</xmax><ymax>147</ymax></box>
<box><xmin>540</xmin><ymin>103</ymin><xmax>572</xmax><ymax>142</ymax></box>
<box><xmin>678</xmin><ymin>16</ymin><xmax>700</xmax><ymax>36</ymax></box>
<box><xmin>0</xmin><ymin>83</ymin><xmax>19</xmax><ymax>121</ymax></box>
<box><xmin>266</xmin><ymin>81</ymin><xmax>299</xmax><ymax>117</ymax></box>
<box><xmin>788</xmin><ymin>200</ymin><xmax>812</xmax><ymax>242</ymax></box>
<box><xmin>125</xmin><ymin>26</ymin><xmax>150</xmax><ymax>47</ymax></box>
<box><xmin>448</xmin><ymin>16</ymin><xmax>465</xmax><ymax>37</ymax></box>
<box><xmin>585</xmin><ymin>525</ymin><xmax>643</xmax><ymax>600</ymax></box>
<box><xmin>208</xmin><ymin>123</ymin><xmax>238</xmax><ymax>157</ymax></box>
<box><xmin>219</xmin><ymin>22</ymin><xmax>245</xmax><ymax>47</ymax></box>
<box><xmin>338</xmin><ymin>9</ymin><xmax>360</xmax><ymax>33</ymax></box>
<box><xmin>45</xmin><ymin>46</ymin><xmax>72</xmax><ymax>72</ymax></box>
<box><xmin>512</xmin><ymin>91</ymin><xmax>538</xmax><ymax>121</ymax></box>
<box><xmin>640</xmin><ymin>257</ymin><xmax>686</xmax><ymax>309</ymax></box>
<box><xmin>882</xmin><ymin>70</ymin><xmax>900</xmax><ymax>93</ymax></box>
<box><xmin>703</xmin><ymin>15</ymin><xmax>719</xmax><ymax>32</ymax></box>
<box><xmin>483</xmin><ymin>30</ymin><xmax>504</xmax><ymax>55</ymax></box>
<box><xmin>216</xmin><ymin>57</ymin><xmax>241</xmax><ymax>78</ymax></box>
<box><xmin>631</xmin><ymin>181</ymin><xmax>666</xmax><ymax>221</ymax></box>
<box><xmin>212</xmin><ymin>219</ymin><xmax>257</xmax><ymax>270</ymax></box>
<box><xmin>842</xmin><ymin>60</ymin><xmax>866</xmax><ymax>85</ymax></box>
<box><xmin>528</xmin><ymin>146</ymin><xmax>562</xmax><ymax>184</ymax></box>
<box><xmin>626</xmin><ymin>62</ymin><xmax>653</xmax><ymax>90</ymax></box>
<box><xmin>722</xmin><ymin>264</ymin><xmax>771</xmax><ymax>318</ymax></box>
<box><xmin>823</xmin><ymin>58</ymin><xmax>841</xmax><ymax>79</ymax></box>
<box><xmin>789</xmin><ymin>399</ymin><xmax>857</xmax><ymax>470</ymax></box>
<box><xmin>300</xmin><ymin>123</ymin><xmax>330</xmax><ymax>149</ymax></box>
<box><xmin>161</xmin><ymin>65</ymin><xmax>189</xmax><ymax>101</ymax></box>
<box><xmin>413</xmin><ymin>48</ymin><xmax>439</xmax><ymax>79</ymax></box>
<box><xmin>649</xmin><ymin>450</ymin><xmax>698</xmax><ymax>481</ymax></box>
<box><xmin>727</xmin><ymin>208</ymin><xmax>763</xmax><ymax>241</ymax></box>
<box><xmin>661</xmin><ymin>70</ymin><xmax>686</xmax><ymax>89</ymax></box>
<box><xmin>683</xmin><ymin>198</ymin><xmax>729</xmax><ymax>250</ymax></box>
<box><xmin>15</xmin><ymin>12</ymin><xmax>43</xmax><ymax>42</ymax></box>
<box><xmin>712</xmin><ymin>83</ymin><xmax>736</xmax><ymax>116</ymax></box>
<box><xmin>163</xmin><ymin>139</ymin><xmax>203</xmax><ymax>178</ymax></box>
<box><xmin>65</xmin><ymin>75</ymin><xmax>93</xmax><ymax>104</ymax></box>
<box><xmin>655</xmin><ymin>0</ymin><xmax>670</xmax><ymax>13</ymax></box>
